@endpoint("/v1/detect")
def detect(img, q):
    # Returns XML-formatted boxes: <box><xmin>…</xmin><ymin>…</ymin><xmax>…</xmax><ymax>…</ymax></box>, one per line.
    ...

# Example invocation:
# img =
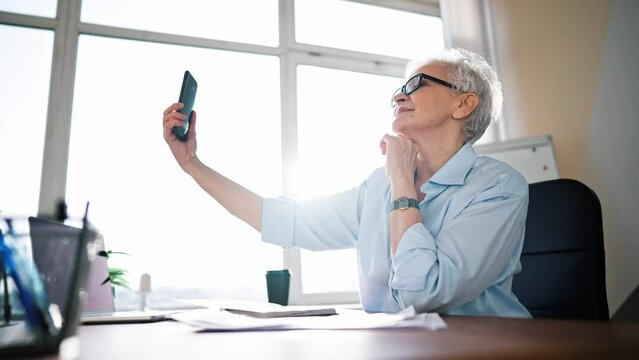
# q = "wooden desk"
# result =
<box><xmin>38</xmin><ymin>316</ymin><xmax>639</xmax><ymax>360</ymax></box>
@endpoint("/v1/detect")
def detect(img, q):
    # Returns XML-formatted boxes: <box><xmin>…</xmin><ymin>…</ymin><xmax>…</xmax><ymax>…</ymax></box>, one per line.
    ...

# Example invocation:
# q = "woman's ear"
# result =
<box><xmin>452</xmin><ymin>93</ymin><xmax>479</xmax><ymax>120</ymax></box>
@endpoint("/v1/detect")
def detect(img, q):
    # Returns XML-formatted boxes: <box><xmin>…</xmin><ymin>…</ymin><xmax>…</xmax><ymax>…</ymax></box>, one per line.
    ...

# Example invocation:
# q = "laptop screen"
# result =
<box><xmin>0</xmin><ymin>215</ymin><xmax>95</xmax><ymax>356</ymax></box>
<box><xmin>29</xmin><ymin>218</ymin><xmax>82</xmax><ymax>317</ymax></box>
<box><xmin>30</xmin><ymin>218</ymin><xmax>114</xmax><ymax>315</ymax></box>
<box><xmin>28</xmin><ymin>216</ymin><xmax>98</xmax><ymax>340</ymax></box>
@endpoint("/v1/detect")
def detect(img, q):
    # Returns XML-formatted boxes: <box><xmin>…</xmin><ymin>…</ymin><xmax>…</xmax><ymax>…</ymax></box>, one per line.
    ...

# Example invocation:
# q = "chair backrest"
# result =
<box><xmin>512</xmin><ymin>179</ymin><xmax>609</xmax><ymax>320</ymax></box>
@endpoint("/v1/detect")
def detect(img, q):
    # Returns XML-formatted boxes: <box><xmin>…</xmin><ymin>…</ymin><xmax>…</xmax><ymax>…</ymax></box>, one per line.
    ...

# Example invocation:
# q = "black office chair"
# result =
<box><xmin>512</xmin><ymin>179</ymin><xmax>609</xmax><ymax>320</ymax></box>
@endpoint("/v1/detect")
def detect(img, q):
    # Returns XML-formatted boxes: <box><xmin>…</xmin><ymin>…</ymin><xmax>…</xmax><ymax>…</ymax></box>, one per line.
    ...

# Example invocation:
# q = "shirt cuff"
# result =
<box><xmin>261</xmin><ymin>197</ymin><xmax>296</xmax><ymax>249</ymax></box>
<box><xmin>390</xmin><ymin>223</ymin><xmax>437</xmax><ymax>291</ymax></box>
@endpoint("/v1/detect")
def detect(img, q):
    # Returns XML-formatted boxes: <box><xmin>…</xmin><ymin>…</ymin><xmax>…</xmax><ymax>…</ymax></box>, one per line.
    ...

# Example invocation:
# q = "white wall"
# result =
<box><xmin>445</xmin><ymin>0</ymin><xmax>639</xmax><ymax>314</ymax></box>
<box><xmin>488</xmin><ymin>0</ymin><xmax>638</xmax><ymax>314</ymax></box>
<box><xmin>582</xmin><ymin>0</ymin><xmax>639</xmax><ymax>314</ymax></box>
<box><xmin>490</xmin><ymin>0</ymin><xmax>611</xmax><ymax>180</ymax></box>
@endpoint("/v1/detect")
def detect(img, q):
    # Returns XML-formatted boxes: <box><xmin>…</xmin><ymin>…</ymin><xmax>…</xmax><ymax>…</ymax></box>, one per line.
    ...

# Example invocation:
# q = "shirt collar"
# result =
<box><xmin>422</xmin><ymin>142</ymin><xmax>477</xmax><ymax>188</ymax></box>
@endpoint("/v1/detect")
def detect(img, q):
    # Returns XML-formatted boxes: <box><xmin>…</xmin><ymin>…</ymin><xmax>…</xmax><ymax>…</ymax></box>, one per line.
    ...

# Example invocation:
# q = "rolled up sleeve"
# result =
<box><xmin>261</xmin><ymin>185</ymin><xmax>366</xmax><ymax>251</ymax></box>
<box><xmin>389</xmin><ymin>190</ymin><xmax>528</xmax><ymax>313</ymax></box>
<box><xmin>262</xmin><ymin>197</ymin><xmax>297</xmax><ymax>249</ymax></box>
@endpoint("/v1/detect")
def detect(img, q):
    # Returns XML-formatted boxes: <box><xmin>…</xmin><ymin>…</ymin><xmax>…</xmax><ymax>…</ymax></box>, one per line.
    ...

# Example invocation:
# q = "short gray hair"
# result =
<box><xmin>405</xmin><ymin>48</ymin><xmax>503</xmax><ymax>144</ymax></box>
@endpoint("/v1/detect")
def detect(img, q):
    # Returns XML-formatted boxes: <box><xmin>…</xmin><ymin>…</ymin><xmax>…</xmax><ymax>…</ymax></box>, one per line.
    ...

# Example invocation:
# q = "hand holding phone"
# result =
<box><xmin>173</xmin><ymin>70</ymin><xmax>198</xmax><ymax>141</ymax></box>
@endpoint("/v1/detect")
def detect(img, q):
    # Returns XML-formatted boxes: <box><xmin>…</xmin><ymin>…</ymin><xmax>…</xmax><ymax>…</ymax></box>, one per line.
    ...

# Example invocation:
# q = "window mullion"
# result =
<box><xmin>77</xmin><ymin>22</ymin><xmax>281</xmax><ymax>57</ymax></box>
<box><xmin>279</xmin><ymin>0</ymin><xmax>405</xmax><ymax>305</ymax></box>
<box><xmin>279</xmin><ymin>0</ymin><xmax>305</xmax><ymax>305</ymax></box>
<box><xmin>0</xmin><ymin>11</ymin><xmax>57</xmax><ymax>29</ymax></box>
<box><xmin>291</xmin><ymin>49</ymin><xmax>405</xmax><ymax>78</ymax></box>
<box><xmin>346</xmin><ymin>0</ymin><xmax>440</xmax><ymax>16</ymax></box>
<box><xmin>290</xmin><ymin>42</ymin><xmax>408</xmax><ymax>75</ymax></box>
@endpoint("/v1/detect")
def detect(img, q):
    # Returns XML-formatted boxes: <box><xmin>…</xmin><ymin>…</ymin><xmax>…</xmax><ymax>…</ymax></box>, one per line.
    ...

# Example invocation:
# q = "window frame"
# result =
<box><xmin>0</xmin><ymin>0</ymin><xmax>443</xmax><ymax>305</ymax></box>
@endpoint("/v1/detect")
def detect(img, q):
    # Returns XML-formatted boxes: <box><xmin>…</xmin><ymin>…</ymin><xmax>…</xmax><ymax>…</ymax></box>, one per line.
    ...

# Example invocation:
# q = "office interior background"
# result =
<box><xmin>0</xmin><ymin>0</ymin><xmax>637</xmax><ymax>316</ymax></box>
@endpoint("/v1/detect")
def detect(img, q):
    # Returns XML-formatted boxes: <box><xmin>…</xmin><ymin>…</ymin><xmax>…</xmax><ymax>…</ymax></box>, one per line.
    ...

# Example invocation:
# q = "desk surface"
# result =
<box><xmin>37</xmin><ymin>316</ymin><xmax>639</xmax><ymax>360</ymax></box>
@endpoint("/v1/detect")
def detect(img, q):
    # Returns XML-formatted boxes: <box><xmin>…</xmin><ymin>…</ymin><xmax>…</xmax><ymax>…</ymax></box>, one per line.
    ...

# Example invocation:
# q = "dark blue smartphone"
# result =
<box><xmin>173</xmin><ymin>70</ymin><xmax>197</xmax><ymax>141</ymax></box>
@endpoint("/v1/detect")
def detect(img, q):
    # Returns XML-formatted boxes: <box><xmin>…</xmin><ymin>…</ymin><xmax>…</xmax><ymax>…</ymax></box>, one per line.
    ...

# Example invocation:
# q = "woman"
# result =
<box><xmin>162</xmin><ymin>48</ymin><xmax>531</xmax><ymax>318</ymax></box>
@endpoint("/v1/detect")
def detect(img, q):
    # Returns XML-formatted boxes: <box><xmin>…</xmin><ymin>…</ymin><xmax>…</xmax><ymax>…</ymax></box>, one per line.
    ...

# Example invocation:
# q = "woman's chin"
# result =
<box><xmin>391</xmin><ymin>119</ymin><xmax>407</xmax><ymax>135</ymax></box>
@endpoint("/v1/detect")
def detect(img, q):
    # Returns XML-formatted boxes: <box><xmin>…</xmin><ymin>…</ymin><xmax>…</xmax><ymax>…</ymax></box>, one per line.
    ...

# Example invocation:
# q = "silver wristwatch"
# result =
<box><xmin>388</xmin><ymin>197</ymin><xmax>420</xmax><ymax>212</ymax></box>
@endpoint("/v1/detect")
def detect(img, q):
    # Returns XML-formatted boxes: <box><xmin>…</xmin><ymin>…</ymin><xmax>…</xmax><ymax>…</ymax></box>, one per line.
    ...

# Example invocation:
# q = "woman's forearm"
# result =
<box><xmin>389</xmin><ymin>177</ymin><xmax>421</xmax><ymax>256</ymax></box>
<box><xmin>186</xmin><ymin>158</ymin><xmax>264</xmax><ymax>232</ymax></box>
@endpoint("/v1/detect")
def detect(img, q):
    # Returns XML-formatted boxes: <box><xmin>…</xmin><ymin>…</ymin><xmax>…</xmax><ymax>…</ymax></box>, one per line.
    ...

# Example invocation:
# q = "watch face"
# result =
<box><xmin>398</xmin><ymin>198</ymin><xmax>409</xmax><ymax>209</ymax></box>
<box><xmin>389</xmin><ymin>197</ymin><xmax>419</xmax><ymax>212</ymax></box>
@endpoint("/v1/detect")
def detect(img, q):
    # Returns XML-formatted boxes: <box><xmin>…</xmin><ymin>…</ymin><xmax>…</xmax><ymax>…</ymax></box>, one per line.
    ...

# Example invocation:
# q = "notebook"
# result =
<box><xmin>0</xmin><ymin>211</ymin><xmax>96</xmax><ymax>357</ymax></box>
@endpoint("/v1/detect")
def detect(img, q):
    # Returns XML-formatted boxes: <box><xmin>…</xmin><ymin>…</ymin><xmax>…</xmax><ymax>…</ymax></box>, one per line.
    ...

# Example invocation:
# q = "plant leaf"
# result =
<box><xmin>109</xmin><ymin>271</ymin><xmax>126</xmax><ymax>278</ymax></box>
<box><xmin>97</xmin><ymin>248</ymin><xmax>133</xmax><ymax>296</ymax></box>
<box><xmin>112</xmin><ymin>276</ymin><xmax>130</xmax><ymax>285</ymax></box>
<box><xmin>108</xmin><ymin>268</ymin><xmax>128</xmax><ymax>277</ymax></box>
<box><xmin>110</xmin><ymin>278</ymin><xmax>131</xmax><ymax>290</ymax></box>
<box><xmin>98</xmin><ymin>250</ymin><xmax>131</xmax><ymax>259</ymax></box>
<box><xmin>108</xmin><ymin>251</ymin><xmax>130</xmax><ymax>256</ymax></box>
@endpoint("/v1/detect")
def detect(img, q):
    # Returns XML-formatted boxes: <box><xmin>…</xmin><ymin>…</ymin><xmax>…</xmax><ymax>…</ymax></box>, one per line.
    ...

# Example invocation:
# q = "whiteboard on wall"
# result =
<box><xmin>473</xmin><ymin>135</ymin><xmax>559</xmax><ymax>184</ymax></box>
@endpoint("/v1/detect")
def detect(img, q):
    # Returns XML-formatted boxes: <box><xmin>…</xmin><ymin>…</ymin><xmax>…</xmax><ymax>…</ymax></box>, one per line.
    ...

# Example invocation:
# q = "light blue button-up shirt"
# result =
<box><xmin>262</xmin><ymin>143</ymin><xmax>531</xmax><ymax>318</ymax></box>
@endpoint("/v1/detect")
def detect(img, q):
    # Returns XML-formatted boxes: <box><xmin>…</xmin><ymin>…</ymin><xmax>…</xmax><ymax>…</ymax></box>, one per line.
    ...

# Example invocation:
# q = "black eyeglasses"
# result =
<box><xmin>391</xmin><ymin>73</ymin><xmax>458</xmax><ymax>107</ymax></box>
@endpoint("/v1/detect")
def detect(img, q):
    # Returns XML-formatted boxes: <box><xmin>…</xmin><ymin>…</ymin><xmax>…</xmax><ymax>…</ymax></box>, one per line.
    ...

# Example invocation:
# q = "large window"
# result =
<box><xmin>0</xmin><ymin>25</ymin><xmax>53</xmax><ymax>216</ymax></box>
<box><xmin>0</xmin><ymin>0</ymin><xmax>57</xmax><ymax>18</ymax></box>
<box><xmin>296</xmin><ymin>0</ymin><xmax>444</xmax><ymax>59</ymax></box>
<box><xmin>81</xmin><ymin>0</ymin><xmax>278</xmax><ymax>46</ymax></box>
<box><xmin>0</xmin><ymin>0</ymin><xmax>445</xmax><ymax>308</ymax></box>
<box><xmin>295</xmin><ymin>65</ymin><xmax>398</xmax><ymax>297</ymax></box>
<box><xmin>65</xmin><ymin>35</ymin><xmax>282</xmax><ymax>302</ymax></box>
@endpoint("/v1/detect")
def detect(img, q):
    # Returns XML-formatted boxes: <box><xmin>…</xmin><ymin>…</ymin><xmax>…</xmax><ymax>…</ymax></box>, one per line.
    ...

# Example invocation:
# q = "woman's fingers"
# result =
<box><xmin>380</xmin><ymin>134</ymin><xmax>392</xmax><ymax>155</ymax></box>
<box><xmin>163</xmin><ymin>113</ymin><xmax>186</xmax><ymax>129</ymax></box>
<box><xmin>162</xmin><ymin>103</ymin><xmax>185</xmax><ymax>135</ymax></box>
<box><xmin>163</xmin><ymin>115</ymin><xmax>186</xmax><ymax>132</ymax></box>
<box><xmin>165</xmin><ymin>117</ymin><xmax>186</xmax><ymax>129</ymax></box>
<box><xmin>163</xmin><ymin>102</ymin><xmax>183</xmax><ymax>117</ymax></box>
<box><xmin>381</xmin><ymin>133</ymin><xmax>419</xmax><ymax>178</ymax></box>
<box><xmin>188</xmin><ymin>111</ymin><xmax>197</xmax><ymax>138</ymax></box>
<box><xmin>163</xmin><ymin>111</ymin><xmax>186</xmax><ymax>124</ymax></box>
<box><xmin>163</xmin><ymin>115</ymin><xmax>187</xmax><ymax>140</ymax></box>
<box><xmin>381</xmin><ymin>133</ymin><xmax>403</xmax><ymax>153</ymax></box>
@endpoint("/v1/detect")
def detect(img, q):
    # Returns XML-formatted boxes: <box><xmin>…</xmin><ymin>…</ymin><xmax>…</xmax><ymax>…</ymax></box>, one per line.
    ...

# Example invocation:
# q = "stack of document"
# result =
<box><xmin>223</xmin><ymin>305</ymin><xmax>337</xmax><ymax>318</ymax></box>
<box><xmin>176</xmin><ymin>299</ymin><xmax>338</xmax><ymax>317</ymax></box>
<box><xmin>170</xmin><ymin>299</ymin><xmax>446</xmax><ymax>332</ymax></box>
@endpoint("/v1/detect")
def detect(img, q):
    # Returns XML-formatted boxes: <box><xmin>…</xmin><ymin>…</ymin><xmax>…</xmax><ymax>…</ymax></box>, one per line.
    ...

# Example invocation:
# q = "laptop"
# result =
<box><xmin>28</xmin><ymin>218</ymin><xmax>170</xmax><ymax>325</ymax></box>
<box><xmin>0</xmin><ymin>211</ymin><xmax>96</xmax><ymax>357</ymax></box>
<box><xmin>42</xmin><ymin>219</ymin><xmax>174</xmax><ymax>324</ymax></box>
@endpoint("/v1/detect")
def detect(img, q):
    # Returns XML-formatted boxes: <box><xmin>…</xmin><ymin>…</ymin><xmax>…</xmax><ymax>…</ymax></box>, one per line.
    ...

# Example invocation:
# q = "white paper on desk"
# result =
<box><xmin>169</xmin><ymin>305</ymin><xmax>447</xmax><ymax>332</ymax></box>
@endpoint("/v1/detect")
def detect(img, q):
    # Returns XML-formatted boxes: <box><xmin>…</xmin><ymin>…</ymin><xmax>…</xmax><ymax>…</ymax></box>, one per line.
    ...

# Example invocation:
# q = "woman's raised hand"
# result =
<box><xmin>163</xmin><ymin>102</ymin><xmax>199</xmax><ymax>172</ymax></box>
<box><xmin>380</xmin><ymin>134</ymin><xmax>419</xmax><ymax>185</ymax></box>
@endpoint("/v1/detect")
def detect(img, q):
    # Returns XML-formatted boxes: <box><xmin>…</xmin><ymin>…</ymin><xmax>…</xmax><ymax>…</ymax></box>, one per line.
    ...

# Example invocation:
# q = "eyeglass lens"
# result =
<box><xmin>391</xmin><ymin>74</ymin><xmax>422</xmax><ymax>107</ymax></box>
<box><xmin>405</xmin><ymin>75</ymin><xmax>422</xmax><ymax>95</ymax></box>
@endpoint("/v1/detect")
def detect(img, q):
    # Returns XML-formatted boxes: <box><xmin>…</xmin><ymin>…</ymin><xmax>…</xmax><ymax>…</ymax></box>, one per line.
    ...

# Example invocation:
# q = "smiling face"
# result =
<box><xmin>391</xmin><ymin>63</ymin><xmax>464</xmax><ymax>144</ymax></box>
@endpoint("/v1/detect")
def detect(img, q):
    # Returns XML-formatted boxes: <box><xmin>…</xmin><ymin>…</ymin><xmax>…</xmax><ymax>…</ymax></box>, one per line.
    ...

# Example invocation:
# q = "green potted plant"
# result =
<box><xmin>97</xmin><ymin>250</ymin><xmax>131</xmax><ymax>297</ymax></box>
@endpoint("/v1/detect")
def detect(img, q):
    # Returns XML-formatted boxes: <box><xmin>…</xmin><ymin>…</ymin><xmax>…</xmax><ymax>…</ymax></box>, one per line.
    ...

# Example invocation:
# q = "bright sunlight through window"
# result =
<box><xmin>296</xmin><ymin>65</ymin><xmax>400</xmax><ymax>294</ymax></box>
<box><xmin>296</xmin><ymin>0</ymin><xmax>444</xmax><ymax>59</ymax></box>
<box><xmin>81</xmin><ymin>0</ymin><xmax>278</xmax><ymax>47</ymax></box>
<box><xmin>65</xmin><ymin>35</ymin><xmax>282</xmax><ymax>306</ymax></box>
<box><xmin>1</xmin><ymin>0</ymin><xmax>447</xmax><ymax>307</ymax></box>
<box><xmin>0</xmin><ymin>25</ymin><xmax>53</xmax><ymax>216</ymax></box>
